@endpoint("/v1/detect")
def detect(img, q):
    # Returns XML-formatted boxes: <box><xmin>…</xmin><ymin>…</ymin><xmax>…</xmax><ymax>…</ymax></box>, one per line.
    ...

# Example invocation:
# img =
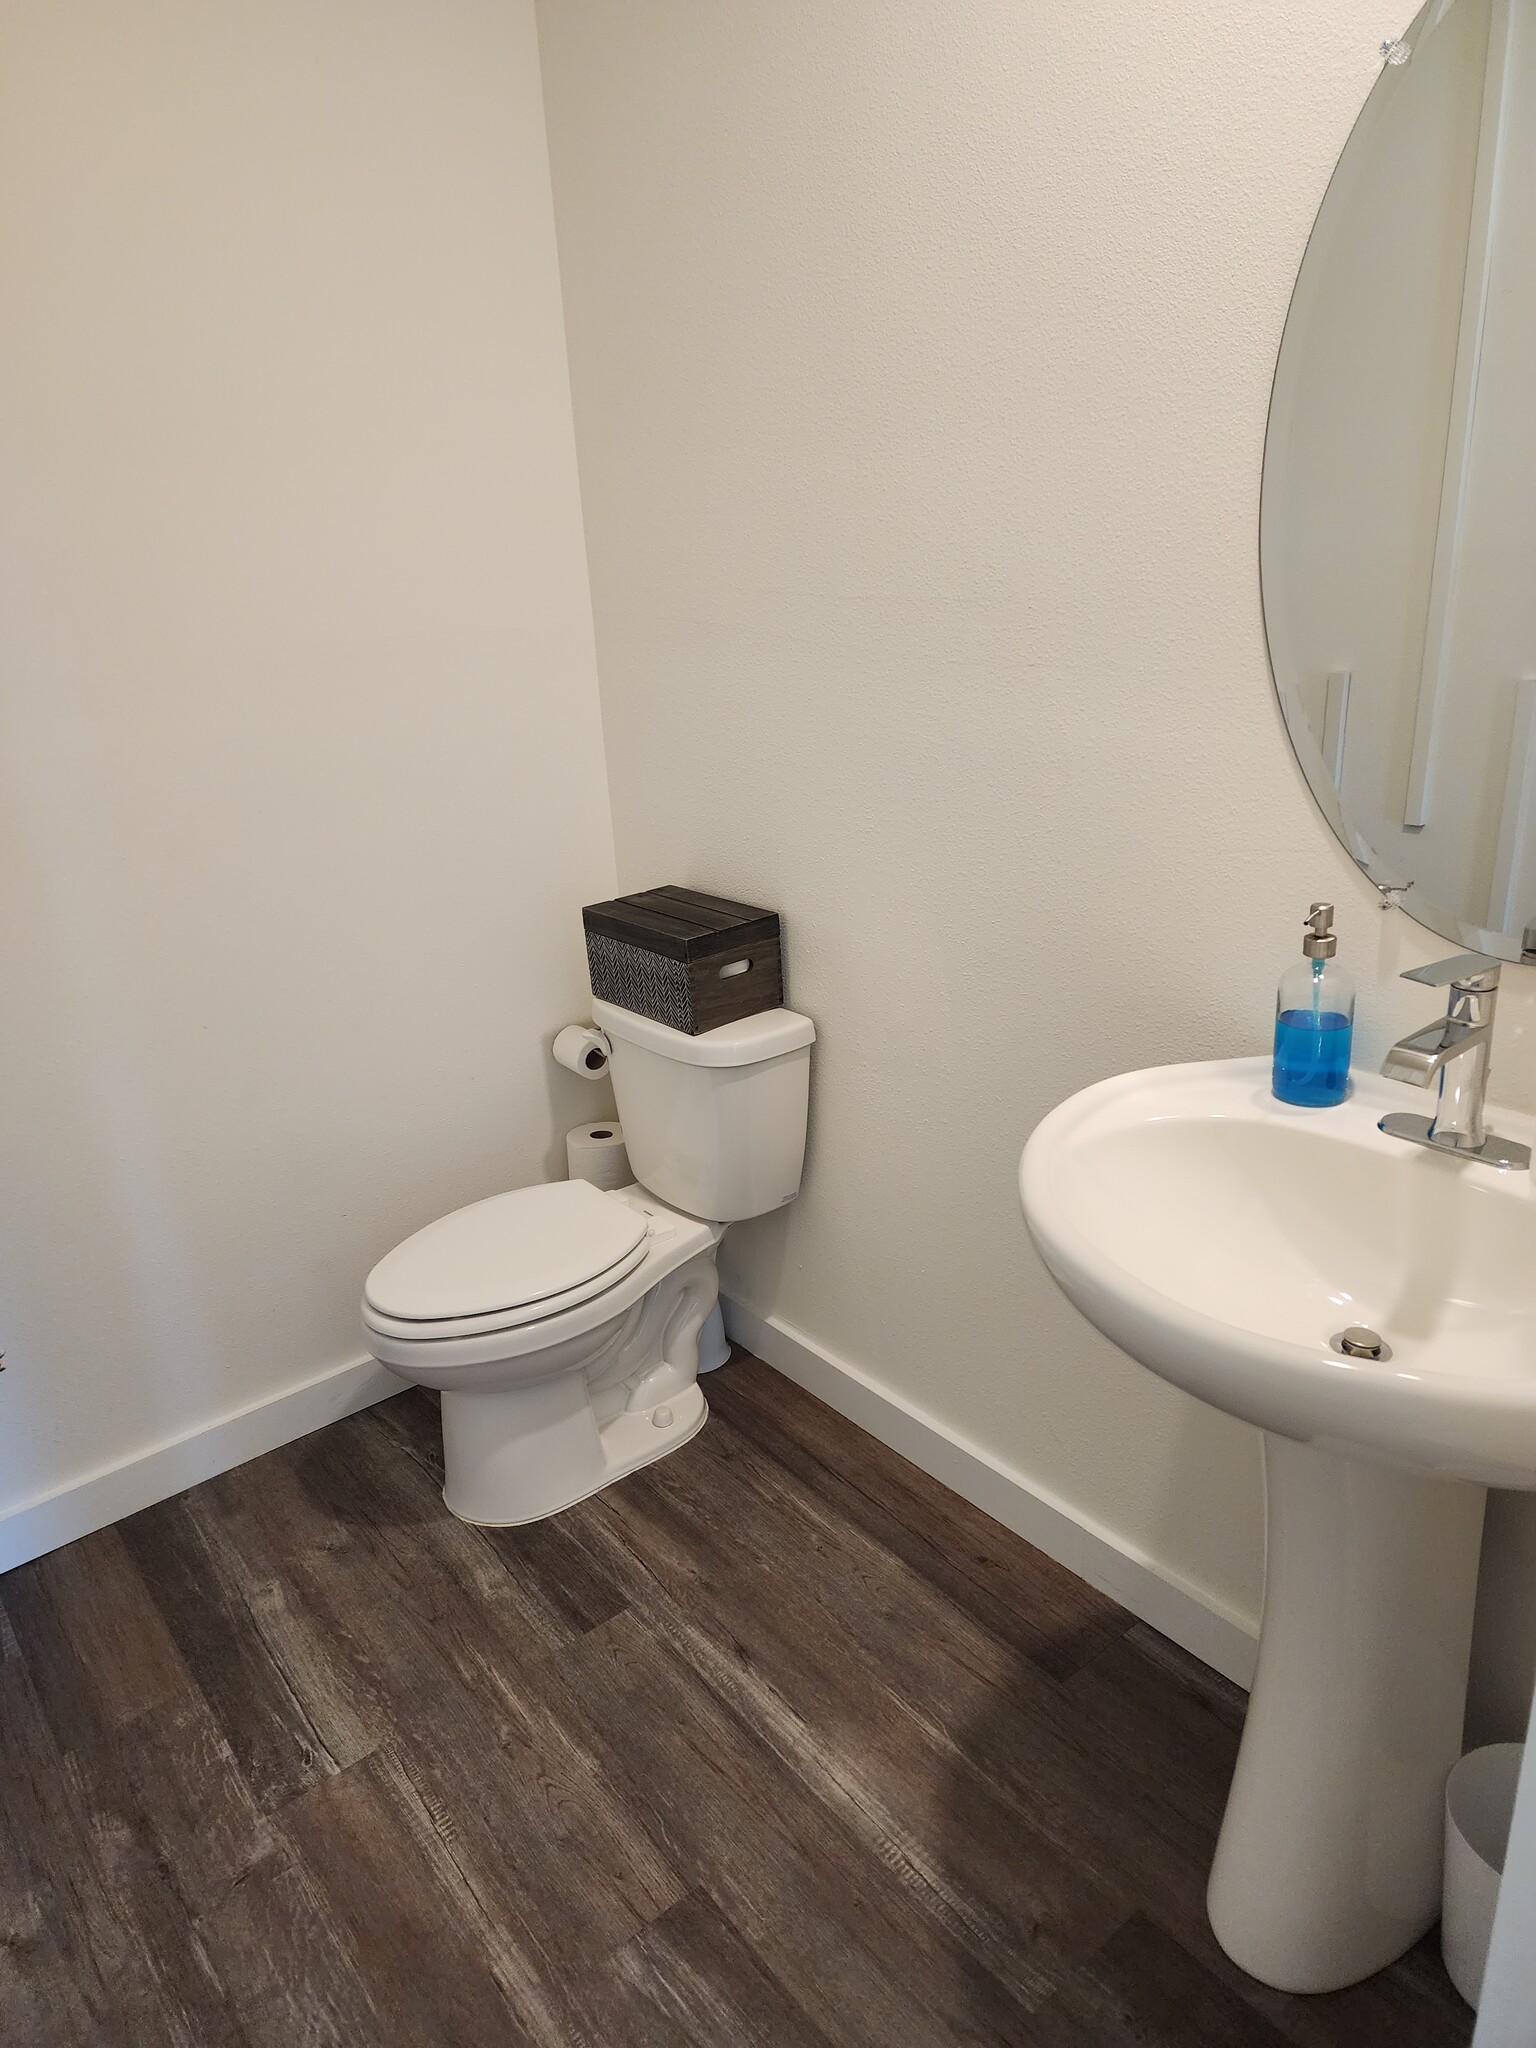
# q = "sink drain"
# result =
<box><xmin>1331</xmin><ymin>1325</ymin><xmax>1391</xmax><ymax>1362</ymax></box>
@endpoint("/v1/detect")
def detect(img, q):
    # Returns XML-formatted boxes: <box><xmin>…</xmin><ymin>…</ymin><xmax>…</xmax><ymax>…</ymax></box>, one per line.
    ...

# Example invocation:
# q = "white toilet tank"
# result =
<box><xmin>591</xmin><ymin>999</ymin><xmax>815</xmax><ymax>1222</ymax></box>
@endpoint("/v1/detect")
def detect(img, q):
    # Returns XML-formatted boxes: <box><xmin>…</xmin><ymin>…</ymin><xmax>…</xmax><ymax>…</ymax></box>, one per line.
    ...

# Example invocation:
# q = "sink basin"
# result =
<box><xmin>1020</xmin><ymin>1058</ymin><xmax>1536</xmax><ymax>1996</ymax></box>
<box><xmin>1022</xmin><ymin>1057</ymin><xmax>1536</xmax><ymax>1489</ymax></box>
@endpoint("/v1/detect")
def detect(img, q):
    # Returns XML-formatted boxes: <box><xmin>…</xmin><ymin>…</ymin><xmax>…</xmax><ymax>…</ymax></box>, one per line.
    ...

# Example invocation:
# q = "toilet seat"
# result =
<box><xmin>363</xmin><ymin>1180</ymin><xmax>650</xmax><ymax>1342</ymax></box>
<box><xmin>364</xmin><ymin>1187</ymin><xmax>724</xmax><ymax>1370</ymax></box>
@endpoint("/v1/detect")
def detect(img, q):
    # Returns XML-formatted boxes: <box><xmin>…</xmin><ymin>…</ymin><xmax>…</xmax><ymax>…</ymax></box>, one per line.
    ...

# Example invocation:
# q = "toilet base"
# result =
<box><xmin>440</xmin><ymin>1378</ymin><xmax>707</xmax><ymax>1527</ymax></box>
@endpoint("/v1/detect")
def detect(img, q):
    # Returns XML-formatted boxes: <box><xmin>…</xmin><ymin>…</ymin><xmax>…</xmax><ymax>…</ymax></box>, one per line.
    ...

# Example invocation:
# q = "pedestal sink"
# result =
<box><xmin>1020</xmin><ymin>1057</ymin><xmax>1536</xmax><ymax>1994</ymax></box>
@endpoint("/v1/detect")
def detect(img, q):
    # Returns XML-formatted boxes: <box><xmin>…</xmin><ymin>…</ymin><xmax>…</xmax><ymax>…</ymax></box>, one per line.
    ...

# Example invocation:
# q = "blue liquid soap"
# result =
<box><xmin>1272</xmin><ymin>1007</ymin><xmax>1352</xmax><ymax>1106</ymax></box>
<box><xmin>1272</xmin><ymin>913</ymin><xmax>1354</xmax><ymax>1106</ymax></box>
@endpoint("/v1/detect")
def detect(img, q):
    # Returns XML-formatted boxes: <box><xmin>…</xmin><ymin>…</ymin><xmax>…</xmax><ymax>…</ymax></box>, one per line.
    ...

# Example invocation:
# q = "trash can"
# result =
<box><xmin>1443</xmin><ymin>1742</ymin><xmax>1525</xmax><ymax>2008</ymax></box>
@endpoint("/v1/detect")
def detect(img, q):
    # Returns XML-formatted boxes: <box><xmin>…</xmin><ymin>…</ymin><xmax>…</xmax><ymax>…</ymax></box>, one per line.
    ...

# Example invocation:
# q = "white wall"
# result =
<box><xmin>538</xmin><ymin>0</ymin><xmax>1536</xmax><ymax>1713</ymax></box>
<box><xmin>0</xmin><ymin>0</ymin><xmax>615</xmax><ymax>1542</ymax></box>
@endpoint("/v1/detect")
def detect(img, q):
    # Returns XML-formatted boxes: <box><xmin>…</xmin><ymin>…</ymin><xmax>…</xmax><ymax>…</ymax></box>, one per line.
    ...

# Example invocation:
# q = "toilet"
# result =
<box><xmin>361</xmin><ymin>997</ymin><xmax>815</xmax><ymax>1526</ymax></box>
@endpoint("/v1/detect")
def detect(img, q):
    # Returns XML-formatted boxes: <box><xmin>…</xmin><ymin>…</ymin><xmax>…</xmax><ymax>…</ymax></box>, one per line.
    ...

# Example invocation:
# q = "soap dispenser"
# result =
<box><xmin>1272</xmin><ymin>902</ymin><xmax>1354</xmax><ymax>1106</ymax></box>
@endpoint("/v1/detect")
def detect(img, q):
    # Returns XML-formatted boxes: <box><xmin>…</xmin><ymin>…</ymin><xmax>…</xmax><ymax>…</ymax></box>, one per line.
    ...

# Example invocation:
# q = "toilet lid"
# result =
<box><xmin>364</xmin><ymin>1180</ymin><xmax>649</xmax><ymax>1325</ymax></box>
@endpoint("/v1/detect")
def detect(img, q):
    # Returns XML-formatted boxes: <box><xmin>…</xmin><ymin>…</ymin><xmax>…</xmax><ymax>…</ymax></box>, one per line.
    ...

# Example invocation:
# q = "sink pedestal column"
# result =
<box><xmin>1207</xmin><ymin>1434</ymin><xmax>1485</xmax><ymax>1994</ymax></box>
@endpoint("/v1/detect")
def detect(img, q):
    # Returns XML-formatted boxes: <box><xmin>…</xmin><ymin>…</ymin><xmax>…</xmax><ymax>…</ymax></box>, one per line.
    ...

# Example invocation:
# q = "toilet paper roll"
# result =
<box><xmin>567</xmin><ymin>1122</ymin><xmax>632</xmax><ymax>1191</ymax></box>
<box><xmin>553</xmin><ymin>1023</ymin><xmax>611</xmax><ymax>1079</ymax></box>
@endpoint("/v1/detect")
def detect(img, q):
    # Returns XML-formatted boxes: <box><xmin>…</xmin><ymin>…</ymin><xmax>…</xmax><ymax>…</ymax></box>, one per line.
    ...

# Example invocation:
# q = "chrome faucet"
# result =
<box><xmin>1379</xmin><ymin>954</ymin><xmax>1530</xmax><ymax>1169</ymax></box>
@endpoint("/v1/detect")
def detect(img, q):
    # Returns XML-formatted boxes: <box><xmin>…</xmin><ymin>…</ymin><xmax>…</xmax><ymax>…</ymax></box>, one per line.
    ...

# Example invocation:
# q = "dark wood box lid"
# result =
<box><xmin>582</xmin><ymin>885</ymin><xmax>780</xmax><ymax>962</ymax></box>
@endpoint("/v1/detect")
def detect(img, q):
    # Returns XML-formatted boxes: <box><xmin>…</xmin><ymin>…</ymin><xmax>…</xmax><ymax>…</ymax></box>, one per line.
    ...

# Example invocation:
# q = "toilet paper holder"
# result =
<box><xmin>553</xmin><ymin>1022</ymin><xmax>613</xmax><ymax>1078</ymax></box>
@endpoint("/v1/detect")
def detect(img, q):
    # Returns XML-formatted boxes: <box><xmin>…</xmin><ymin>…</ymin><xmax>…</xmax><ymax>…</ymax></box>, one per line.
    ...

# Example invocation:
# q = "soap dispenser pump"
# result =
<box><xmin>1272</xmin><ymin>902</ymin><xmax>1354</xmax><ymax>1106</ymax></box>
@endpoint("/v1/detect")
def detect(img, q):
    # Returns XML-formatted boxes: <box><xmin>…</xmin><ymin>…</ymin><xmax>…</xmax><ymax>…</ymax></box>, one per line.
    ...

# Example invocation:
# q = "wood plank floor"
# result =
<box><xmin>0</xmin><ymin>1354</ymin><xmax>1472</xmax><ymax>2046</ymax></box>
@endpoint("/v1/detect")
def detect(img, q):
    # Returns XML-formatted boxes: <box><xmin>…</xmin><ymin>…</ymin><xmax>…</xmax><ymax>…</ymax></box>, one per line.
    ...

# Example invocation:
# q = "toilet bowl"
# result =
<box><xmin>362</xmin><ymin>1001</ymin><xmax>814</xmax><ymax>1526</ymax></box>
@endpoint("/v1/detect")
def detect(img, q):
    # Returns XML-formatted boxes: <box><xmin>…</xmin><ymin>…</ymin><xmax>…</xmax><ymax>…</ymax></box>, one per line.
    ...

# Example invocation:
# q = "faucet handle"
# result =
<box><xmin>1400</xmin><ymin>952</ymin><xmax>1501</xmax><ymax>992</ymax></box>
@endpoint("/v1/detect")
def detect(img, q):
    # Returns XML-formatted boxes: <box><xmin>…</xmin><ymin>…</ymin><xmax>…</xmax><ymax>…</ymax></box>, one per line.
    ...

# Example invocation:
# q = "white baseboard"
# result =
<box><xmin>722</xmin><ymin>1299</ymin><xmax>1259</xmax><ymax>1690</ymax></box>
<box><xmin>0</xmin><ymin>1357</ymin><xmax>402</xmax><ymax>1574</ymax></box>
<box><xmin>2</xmin><ymin>1307</ymin><xmax>1261</xmax><ymax>1696</ymax></box>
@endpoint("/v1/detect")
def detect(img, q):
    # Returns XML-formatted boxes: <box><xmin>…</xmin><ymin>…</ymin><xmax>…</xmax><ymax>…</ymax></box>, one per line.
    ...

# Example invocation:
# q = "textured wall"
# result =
<box><xmin>0</xmin><ymin>0</ymin><xmax>615</xmax><ymax>1518</ymax></box>
<box><xmin>539</xmin><ymin>0</ymin><xmax>1536</xmax><ymax>1692</ymax></box>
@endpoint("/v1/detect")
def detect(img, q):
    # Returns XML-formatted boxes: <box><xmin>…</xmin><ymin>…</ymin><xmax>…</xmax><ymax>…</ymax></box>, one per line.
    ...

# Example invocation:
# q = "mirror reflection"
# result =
<box><xmin>1264</xmin><ymin>0</ymin><xmax>1536</xmax><ymax>958</ymax></box>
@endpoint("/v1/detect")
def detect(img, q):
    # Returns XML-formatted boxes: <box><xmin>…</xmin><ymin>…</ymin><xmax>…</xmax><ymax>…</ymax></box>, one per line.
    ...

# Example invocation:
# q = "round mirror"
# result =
<box><xmin>1264</xmin><ymin>0</ymin><xmax>1536</xmax><ymax>960</ymax></box>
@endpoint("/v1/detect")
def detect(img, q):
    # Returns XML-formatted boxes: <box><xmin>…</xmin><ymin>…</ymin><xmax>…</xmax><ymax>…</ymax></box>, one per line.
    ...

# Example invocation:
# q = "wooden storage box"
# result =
<box><xmin>582</xmin><ymin>886</ymin><xmax>783</xmax><ymax>1035</ymax></box>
